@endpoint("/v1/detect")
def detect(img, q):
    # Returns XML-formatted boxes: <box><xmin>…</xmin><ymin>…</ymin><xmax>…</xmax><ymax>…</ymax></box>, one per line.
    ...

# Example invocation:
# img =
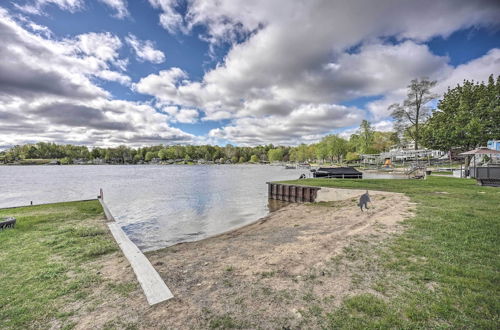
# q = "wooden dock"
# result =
<box><xmin>267</xmin><ymin>182</ymin><xmax>321</xmax><ymax>202</ymax></box>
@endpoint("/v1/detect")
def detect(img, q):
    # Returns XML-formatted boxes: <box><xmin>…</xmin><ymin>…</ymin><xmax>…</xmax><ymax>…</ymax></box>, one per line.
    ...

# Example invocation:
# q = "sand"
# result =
<box><xmin>64</xmin><ymin>189</ymin><xmax>413</xmax><ymax>329</ymax></box>
<box><xmin>142</xmin><ymin>189</ymin><xmax>413</xmax><ymax>328</ymax></box>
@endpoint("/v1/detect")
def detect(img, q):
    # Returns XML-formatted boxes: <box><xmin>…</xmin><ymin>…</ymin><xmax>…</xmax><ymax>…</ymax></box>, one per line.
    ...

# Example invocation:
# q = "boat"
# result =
<box><xmin>311</xmin><ymin>167</ymin><xmax>363</xmax><ymax>179</ymax></box>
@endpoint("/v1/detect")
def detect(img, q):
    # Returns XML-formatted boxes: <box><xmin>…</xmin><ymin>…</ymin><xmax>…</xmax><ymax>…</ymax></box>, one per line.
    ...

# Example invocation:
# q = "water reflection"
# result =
<box><xmin>0</xmin><ymin>164</ymin><xmax>306</xmax><ymax>251</ymax></box>
<box><xmin>267</xmin><ymin>199</ymin><xmax>291</xmax><ymax>212</ymax></box>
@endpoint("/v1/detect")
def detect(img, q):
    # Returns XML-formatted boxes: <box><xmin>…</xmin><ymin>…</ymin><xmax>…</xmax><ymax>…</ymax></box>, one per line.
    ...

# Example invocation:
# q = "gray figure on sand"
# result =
<box><xmin>358</xmin><ymin>191</ymin><xmax>371</xmax><ymax>211</ymax></box>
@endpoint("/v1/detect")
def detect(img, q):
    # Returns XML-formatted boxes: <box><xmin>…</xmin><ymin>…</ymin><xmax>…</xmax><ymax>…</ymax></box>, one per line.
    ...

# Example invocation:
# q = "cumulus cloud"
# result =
<box><xmin>137</xmin><ymin>0</ymin><xmax>500</xmax><ymax>144</ymax></box>
<box><xmin>364</xmin><ymin>48</ymin><xmax>500</xmax><ymax>120</ymax></box>
<box><xmin>161</xmin><ymin>106</ymin><xmax>199</xmax><ymax>124</ymax></box>
<box><xmin>125</xmin><ymin>34</ymin><xmax>166</xmax><ymax>64</ymax></box>
<box><xmin>134</xmin><ymin>67</ymin><xmax>187</xmax><ymax>99</ymax></box>
<box><xmin>0</xmin><ymin>8</ymin><xmax>194</xmax><ymax>147</ymax></box>
<box><xmin>3</xmin><ymin>1</ymin><xmax>500</xmax><ymax>146</ymax></box>
<box><xmin>209</xmin><ymin>104</ymin><xmax>363</xmax><ymax>145</ymax></box>
<box><xmin>435</xmin><ymin>48</ymin><xmax>500</xmax><ymax>94</ymax></box>
<box><xmin>148</xmin><ymin>0</ymin><xmax>187</xmax><ymax>34</ymax></box>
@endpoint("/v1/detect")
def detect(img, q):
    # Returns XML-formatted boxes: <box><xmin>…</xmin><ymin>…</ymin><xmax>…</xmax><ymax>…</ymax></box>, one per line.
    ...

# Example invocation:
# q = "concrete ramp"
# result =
<box><xmin>107</xmin><ymin>222</ymin><xmax>173</xmax><ymax>305</ymax></box>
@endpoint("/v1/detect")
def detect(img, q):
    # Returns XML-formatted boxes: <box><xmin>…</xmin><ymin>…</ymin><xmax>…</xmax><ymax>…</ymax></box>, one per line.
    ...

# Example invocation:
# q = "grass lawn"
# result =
<box><xmin>280</xmin><ymin>176</ymin><xmax>500</xmax><ymax>328</ymax></box>
<box><xmin>0</xmin><ymin>201</ymin><xmax>136</xmax><ymax>330</ymax></box>
<box><xmin>431</xmin><ymin>171</ymin><xmax>453</xmax><ymax>175</ymax></box>
<box><xmin>1</xmin><ymin>178</ymin><xmax>498</xmax><ymax>329</ymax></box>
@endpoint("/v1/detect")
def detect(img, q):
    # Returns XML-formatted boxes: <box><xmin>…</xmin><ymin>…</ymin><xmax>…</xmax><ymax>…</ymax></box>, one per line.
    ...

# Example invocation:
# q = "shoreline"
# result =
<box><xmin>144</xmin><ymin>190</ymin><xmax>413</xmax><ymax>328</ymax></box>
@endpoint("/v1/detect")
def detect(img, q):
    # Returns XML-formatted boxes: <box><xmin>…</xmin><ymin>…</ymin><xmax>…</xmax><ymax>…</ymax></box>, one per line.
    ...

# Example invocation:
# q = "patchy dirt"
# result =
<box><xmin>60</xmin><ymin>190</ymin><xmax>412</xmax><ymax>329</ymax></box>
<box><xmin>142</xmin><ymin>190</ymin><xmax>413</xmax><ymax>329</ymax></box>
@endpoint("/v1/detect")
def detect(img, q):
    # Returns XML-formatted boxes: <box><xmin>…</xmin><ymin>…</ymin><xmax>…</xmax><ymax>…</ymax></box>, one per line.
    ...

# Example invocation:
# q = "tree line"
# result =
<box><xmin>0</xmin><ymin>124</ymin><xmax>397</xmax><ymax>165</ymax></box>
<box><xmin>1</xmin><ymin>74</ymin><xmax>497</xmax><ymax>165</ymax></box>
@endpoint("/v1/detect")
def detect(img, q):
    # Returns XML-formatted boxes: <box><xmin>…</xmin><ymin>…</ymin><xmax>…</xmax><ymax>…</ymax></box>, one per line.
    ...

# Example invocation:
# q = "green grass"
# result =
<box><xmin>0</xmin><ymin>200</ymin><xmax>119</xmax><ymax>330</ymax></box>
<box><xmin>431</xmin><ymin>171</ymin><xmax>453</xmax><ymax>175</ymax></box>
<box><xmin>280</xmin><ymin>176</ymin><xmax>500</xmax><ymax>328</ymax></box>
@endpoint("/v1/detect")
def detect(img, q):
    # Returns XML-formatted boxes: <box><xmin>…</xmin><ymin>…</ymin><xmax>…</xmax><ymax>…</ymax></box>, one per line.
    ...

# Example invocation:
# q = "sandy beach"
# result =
<box><xmin>63</xmin><ymin>189</ymin><xmax>413</xmax><ymax>329</ymax></box>
<box><xmin>139</xmin><ymin>190</ymin><xmax>412</xmax><ymax>328</ymax></box>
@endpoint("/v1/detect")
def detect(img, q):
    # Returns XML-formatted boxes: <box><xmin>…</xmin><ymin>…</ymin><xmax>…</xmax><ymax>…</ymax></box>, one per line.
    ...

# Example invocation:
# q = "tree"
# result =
<box><xmin>268</xmin><ymin>148</ymin><xmax>284</xmax><ymax>162</ymax></box>
<box><xmin>421</xmin><ymin>75</ymin><xmax>500</xmax><ymax>153</ymax></box>
<box><xmin>325</xmin><ymin>135</ymin><xmax>348</xmax><ymax>163</ymax></box>
<box><xmin>345</xmin><ymin>152</ymin><xmax>360</xmax><ymax>162</ymax></box>
<box><xmin>357</xmin><ymin>120</ymin><xmax>374</xmax><ymax>154</ymax></box>
<box><xmin>389</xmin><ymin>78</ymin><xmax>437</xmax><ymax>150</ymax></box>
<box><xmin>315</xmin><ymin>141</ymin><xmax>328</xmax><ymax>163</ymax></box>
<box><xmin>133</xmin><ymin>154</ymin><xmax>143</xmax><ymax>162</ymax></box>
<box><xmin>250</xmin><ymin>155</ymin><xmax>260</xmax><ymax>163</ymax></box>
<box><xmin>145</xmin><ymin>151</ymin><xmax>156</xmax><ymax>162</ymax></box>
<box><xmin>316</xmin><ymin>135</ymin><xmax>347</xmax><ymax>163</ymax></box>
<box><xmin>372</xmin><ymin>131</ymin><xmax>398</xmax><ymax>153</ymax></box>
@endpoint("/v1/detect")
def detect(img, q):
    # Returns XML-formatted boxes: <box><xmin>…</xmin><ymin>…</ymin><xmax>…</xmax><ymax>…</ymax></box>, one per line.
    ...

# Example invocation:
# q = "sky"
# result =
<box><xmin>0</xmin><ymin>0</ymin><xmax>499</xmax><ymax>149</ymax></box>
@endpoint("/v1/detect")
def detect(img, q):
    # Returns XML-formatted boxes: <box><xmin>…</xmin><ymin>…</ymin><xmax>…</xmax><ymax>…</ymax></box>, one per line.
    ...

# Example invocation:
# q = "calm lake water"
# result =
<box><xmin>0</xmin><ymin>165</ymin><xmax>309</xmax><ymax>251</ymax></box>
<box><xmin>0</xmin><ymin>165</ymin><xmax>404</xmax><ymax>251</ymax></box>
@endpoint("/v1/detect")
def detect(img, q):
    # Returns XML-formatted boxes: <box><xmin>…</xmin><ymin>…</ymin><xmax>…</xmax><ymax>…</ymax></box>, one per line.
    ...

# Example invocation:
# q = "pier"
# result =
<box><xmin>267</xmin><ymin>182</ymin><xmax>321</xmax><ymax>202</ymax></box>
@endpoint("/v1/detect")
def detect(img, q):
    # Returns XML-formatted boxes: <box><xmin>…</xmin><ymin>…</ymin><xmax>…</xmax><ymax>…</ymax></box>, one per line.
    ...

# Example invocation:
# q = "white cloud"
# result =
<box><xmin>4</xmin><ymin>1</ymin><xmax>500</xmax><ymax>147</ymax></box>
<box><xmin>435</xmin><ymin>48</ymin><xmax>500</xmax><ymax>94</ymax></box>
<box><xmin>38</xmin><ymin>0</ymin><xmax>83</xmax><ymax>12</ymax></box>
<box><xmin>372</xmin><ymin>120</ymin><xmax>394</xmax><ymax>132</ymax></box>
<box><xmin>208</xmin><ymin>104</ymin><xmax>363</xmax><ymax>145</ymax></box>
<box><xmin>147</xmin><ymin>0</ymin><xmax>187</xmax><ymax>34</ymax></box>
<box><xmin>161</xmin><ymin>106</ymin><xmax>199</xmax><ymax>124</ymax></box>
<box><xmin>0</xmin><ymin>8</ymin><xmax>194</xmax><ymax>147</ymax></box>
<box><xmin>125</xmin><ymin>34</ymin><xmax>166</xmax><ymax>64</ymax></box>
<box><xmin>95</xmin><ymin>70</ymin><xmax>131</xmax><ymax>85</ymax></box>
<box><xmin>134</xmin><ymin>67</ymin><xmax>187</xmax><ymax>99</ymax></box>
<box><xmin>97</xmin><ymin>0</ymin><xmax>128</xmax><ymax>19</ymax></box>
<box><xmin>365</xmin><ymin>48</ymin><xmax>500</xmax><ymax>120</ymax></box>
<box><xmin>14</xmin><ymin>0</ymin><xmax>128</xmax><ymax>19</ymax></box>
<box><xmin>137</xmin><ymin>0</ymin><xmax>500</xmax><ymax>145</ymax></box>
<box><xmin>72</xmin><ymin>32</ymin><xmax>122</xmax><ymax>62</ymax></box>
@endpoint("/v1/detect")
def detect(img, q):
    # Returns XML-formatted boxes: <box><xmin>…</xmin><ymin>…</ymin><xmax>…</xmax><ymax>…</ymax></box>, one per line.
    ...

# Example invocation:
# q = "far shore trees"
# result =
<box><xmin>389</xmin><ymin>78</ymin><xmax>437</xmax><ymax>150</ymax></box>
<box><xmin>315</xmin><ymin>135</ymin><xmax>348</xmax><ymax>163</ymax></box>
<box><xmin>268</xmin><ymin>148</ymin><xmax>285</xmax><ymax>162</ymax></box>
<box><xmin>421</xmin><ymin>74</ymin><xmax>500</xmax><ymax>154</ymax></box>
<box><xmin>357</xmin><ymin>120</ymin><xmax>374</xmax><ymax>154</ymax></box>
<box><xmin>250</xmin><ymin>155</ymin><xmax>260</xmax><ymax>163</ymax></box>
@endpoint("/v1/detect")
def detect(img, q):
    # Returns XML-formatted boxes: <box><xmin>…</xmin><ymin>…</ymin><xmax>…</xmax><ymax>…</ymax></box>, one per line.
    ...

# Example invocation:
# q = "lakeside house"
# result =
<box><xmin>361</xmin><ymin>141</ymin><xmax>445</xmax><ymax>165</ymax></box>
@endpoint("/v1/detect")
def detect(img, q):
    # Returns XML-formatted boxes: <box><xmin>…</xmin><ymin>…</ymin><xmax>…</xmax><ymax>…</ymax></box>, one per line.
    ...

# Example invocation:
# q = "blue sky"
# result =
<box><xmin>0</xmin><ymin>0</ymin><xmax>499</xmax><ymax>148</ymax></box>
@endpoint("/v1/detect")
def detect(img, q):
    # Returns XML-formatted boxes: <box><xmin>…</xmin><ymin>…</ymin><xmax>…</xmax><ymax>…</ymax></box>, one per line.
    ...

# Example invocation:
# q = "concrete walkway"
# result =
<box><xmin>107</xmin><ymin>222</ymin><xmax>174</xmax><ymax>305</ymax></box>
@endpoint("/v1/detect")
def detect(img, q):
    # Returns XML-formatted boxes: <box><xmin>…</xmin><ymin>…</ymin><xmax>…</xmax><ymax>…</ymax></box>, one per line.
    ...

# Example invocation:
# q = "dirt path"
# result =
<box><xmin>140</xmin><ymin>190</ymin><xmax>413</xmax><ymax>328</ymax></box>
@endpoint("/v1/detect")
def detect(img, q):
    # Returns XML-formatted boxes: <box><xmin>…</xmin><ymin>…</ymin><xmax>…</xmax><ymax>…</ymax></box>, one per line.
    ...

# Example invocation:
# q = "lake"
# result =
<box><xmin>0</xmin><ymin>165</ymin><xmax>308</xmax><ymax>251</ymax></box>
<box><xmin>0</xmin><ymin>165</ymin><xmax>405</xmax><ymax>251</ymax></box>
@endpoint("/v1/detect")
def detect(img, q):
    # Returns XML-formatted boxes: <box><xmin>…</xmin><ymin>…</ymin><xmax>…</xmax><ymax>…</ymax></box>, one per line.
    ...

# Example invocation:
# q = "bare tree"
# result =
<box><xmin>389</xmin><ymin>78</ymin><xmax>437</xmax><ymax>150</ymax></box>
